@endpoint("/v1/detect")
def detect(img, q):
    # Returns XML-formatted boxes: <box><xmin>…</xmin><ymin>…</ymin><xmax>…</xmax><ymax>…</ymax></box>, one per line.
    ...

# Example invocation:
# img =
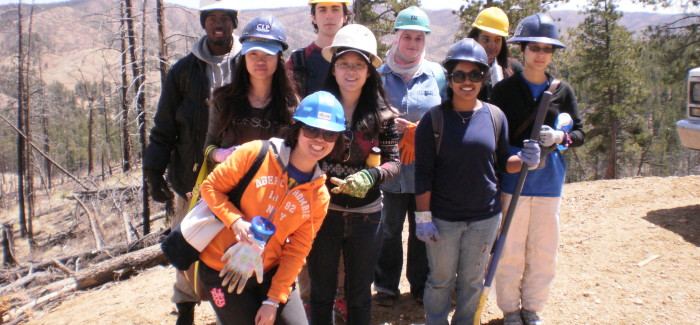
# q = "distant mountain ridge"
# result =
<box><xmin>0</xmin><ymin>0</ymin><xmax>684</xmax><ymax>86</ymax></box>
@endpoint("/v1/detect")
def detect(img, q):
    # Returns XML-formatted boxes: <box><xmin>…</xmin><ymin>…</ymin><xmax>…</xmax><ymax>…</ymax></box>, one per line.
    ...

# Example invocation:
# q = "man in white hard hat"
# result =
<box><xmin>143</xmin><ymin>1</ymin><xmax>241</xmax><ymax>324</ymax></box>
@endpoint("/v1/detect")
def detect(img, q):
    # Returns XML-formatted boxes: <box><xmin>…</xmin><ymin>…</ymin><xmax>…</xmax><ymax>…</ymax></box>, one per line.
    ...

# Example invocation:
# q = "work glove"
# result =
<box><xmin>220</xmin><ymin>216</ymin><xmax>276</xmax><ymax>294</ymax></box>
<box><xmin>415</xmin><ymin>211</ymin><xmax>439</xmax><ymax>243</ymax></box>
<box><xmin>220</xmin><ymin>239</ymin><xmax>265</xmax><ymax>294</ymax></box>
<box><xmin>144</xmin><ymin>169</ymin><xmax>173</xmax><ymax>203</ymax></box>
<box><xmin>398</xmin><ymin>122</ymin><xmax>417</xmax><ymax>165</ymax></box>
<box><xmin>517</xmin><ymin>140</ymin><xmax>541</xmax><ymax>169</ymax></box>
<box><xmin>330</xmin><ymin>169</ymin><xmax>375</xmax><ymax>198</ymax></box>
<box><xmin>539</xmin><ymin>125</ymin><xmax>565</xmax><ymax>148</ymax></box>
<box><xmin>213</xmin><ymin>145</ymin><xmax>238</xmax><ymax>163</ymax></box>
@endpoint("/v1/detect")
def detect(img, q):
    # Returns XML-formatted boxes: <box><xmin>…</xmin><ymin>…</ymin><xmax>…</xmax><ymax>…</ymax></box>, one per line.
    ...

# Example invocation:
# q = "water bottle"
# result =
<box><xmin>555</xmin><ymin>113</ymin><xmax>573</xmax><ymax>151</ymax></box>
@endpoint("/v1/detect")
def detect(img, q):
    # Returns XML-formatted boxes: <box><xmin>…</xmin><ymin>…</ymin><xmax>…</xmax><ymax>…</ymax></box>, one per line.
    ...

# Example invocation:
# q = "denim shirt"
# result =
<box><xmin>379</xmin><ymin>61</ymin><xmax>445</xmax><ymax>193</ymax></box>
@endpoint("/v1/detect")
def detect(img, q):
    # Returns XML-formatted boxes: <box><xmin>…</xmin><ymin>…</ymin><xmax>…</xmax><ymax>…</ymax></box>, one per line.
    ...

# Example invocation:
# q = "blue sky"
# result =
<box><xmin>0</xmin><ymin>0</ymin><xmax>688</xmax><ymax>14</ymax></box>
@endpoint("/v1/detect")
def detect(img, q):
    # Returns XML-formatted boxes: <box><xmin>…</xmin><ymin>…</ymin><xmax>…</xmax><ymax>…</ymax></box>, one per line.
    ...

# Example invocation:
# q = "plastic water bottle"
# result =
<box><xmin>251</xmin><ymin>216</ymin><xmax>276</xmax><ymax>243</ymax></box>
<box><xmin>555</xmin><ymin>113</ymin><xmax>573</xmax><ymax>151</ymax></box>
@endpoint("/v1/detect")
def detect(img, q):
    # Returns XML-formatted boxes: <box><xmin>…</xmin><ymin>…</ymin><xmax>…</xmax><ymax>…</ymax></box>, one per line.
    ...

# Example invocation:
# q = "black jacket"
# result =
<box><xmin>491</xmin><ymin>72</ymin><xmax>585</xmax><ymax>148</ymax></box>
<box><xmin>144</xmin><ymin>53</ymin><xmax>211</xmax><ymax>197</ymax></box>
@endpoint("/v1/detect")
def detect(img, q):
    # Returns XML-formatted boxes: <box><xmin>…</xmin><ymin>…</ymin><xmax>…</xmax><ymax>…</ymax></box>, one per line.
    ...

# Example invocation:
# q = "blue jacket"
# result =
<box><xmin>378</xmin><ymin>61</ymin><xmax>446</xmax><ymax>193</ymax></box>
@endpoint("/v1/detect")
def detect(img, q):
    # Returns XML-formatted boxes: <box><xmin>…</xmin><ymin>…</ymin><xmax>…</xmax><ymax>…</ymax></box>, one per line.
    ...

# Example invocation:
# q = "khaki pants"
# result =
<box><xmin>171</xmin><ymin>195</ymin><xmax>201</xmax><ymax>304</ymax></box>
<box><xmin>495</xmin><ymin>194</ymin><xmax>561</xmax><ymax>313</ymax></box>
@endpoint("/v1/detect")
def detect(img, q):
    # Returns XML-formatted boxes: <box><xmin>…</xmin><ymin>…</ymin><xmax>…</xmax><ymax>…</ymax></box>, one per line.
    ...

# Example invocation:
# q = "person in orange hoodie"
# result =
<box><xmin>198</xmin><ymin>91</ymin><xmax>347</xmax><ymax>325</ymax></box>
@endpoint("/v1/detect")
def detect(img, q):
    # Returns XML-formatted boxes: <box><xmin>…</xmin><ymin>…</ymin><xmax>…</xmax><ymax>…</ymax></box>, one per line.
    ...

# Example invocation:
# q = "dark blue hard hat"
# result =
<box><xmin>442</xmin><ymin>38</ymin><xmax>489</xmax><ymax>72</ymax></box>
<box><xmin>507</xmin><ymin>13</ymin><xmax>566</xmax><ymax>48</ymax></box>
<box><xmin>240</xmin><ymin>15</ymin><xmax>288</xmax><ymax>51</ymax></box>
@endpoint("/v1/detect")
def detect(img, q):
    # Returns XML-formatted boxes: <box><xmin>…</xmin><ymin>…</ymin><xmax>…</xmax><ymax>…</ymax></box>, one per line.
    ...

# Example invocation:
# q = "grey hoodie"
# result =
<box><xmin>191</xmin><ymin>34</ymin><xmax>242</xmax><ymax>98</ymax></box>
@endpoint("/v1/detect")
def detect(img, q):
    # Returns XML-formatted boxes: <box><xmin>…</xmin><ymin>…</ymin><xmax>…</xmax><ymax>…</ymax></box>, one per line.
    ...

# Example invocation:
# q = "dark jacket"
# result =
<box><xmin>143</xmin><ymin>53</ymin><xmax>210</xmax><ymax>197</ymax></box>
<box><xmin>479</xmin><ymin>58</ymin><xmax>523</xmax><ymax>103</ymax></box>
<box><xmin>491</xmin><ymin>72</ymin><xmax>585</xmax><ymax>148</ymax></box>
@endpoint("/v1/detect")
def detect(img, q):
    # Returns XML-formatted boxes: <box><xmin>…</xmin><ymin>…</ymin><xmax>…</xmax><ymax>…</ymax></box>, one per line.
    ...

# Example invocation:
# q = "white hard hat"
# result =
<box><xmin>322</xmin><ymin>24</ymin><xmax>382</xmax><ymax>68</ymax></box>
<box><xmin>200</xmin><ymin>0</ymin><xmax>237</xmax><ymax>11</ymax></box>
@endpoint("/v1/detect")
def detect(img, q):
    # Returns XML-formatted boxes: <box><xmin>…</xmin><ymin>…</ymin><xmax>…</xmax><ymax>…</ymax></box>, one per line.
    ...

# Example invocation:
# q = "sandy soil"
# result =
<box><xmin>12</xmin><ymin>175</ymin><xmax>700</xmax><ymax>324</ymax></box>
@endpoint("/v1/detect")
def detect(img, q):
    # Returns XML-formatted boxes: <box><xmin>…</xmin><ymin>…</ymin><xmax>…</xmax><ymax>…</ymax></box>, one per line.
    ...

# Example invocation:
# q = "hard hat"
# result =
<box><xmin>308</xmin><ymin>0</ymin><xmax>352</xmax><ymax>5</ymax></box>
<box><xmin>508</xmin><ymin>13</ymin><xmax>566</xmax><ymax>48</ymax></box>
<box><xmin>199</xmin><ymin>0</ymin><xmax>238</xmax><ymax>29</ymax></box>
<box><xmin>293</xmin><ymin>91</ymin><xmax>347</xmax><ymax>132</ymax></box>
<box><xmin>442</xmin><ymin>38</ymin><xmax>489</xmax><ymax>72</ymax></box>
<box><xmin>322</xmin><ymin>24</ymin><xmax>382</xmax><ymax>68</ymax></box>
<box><xmin>240</xmin><ymin>15</ymin><xmax>288</xmax><ymax>51</ymax></box>
<box><xmin>394</xmin><ymin>6</ymin><xmax>430</xmax><ymax>33</ymax></box>
<box><xmin>472</xmin><ymin>7</ymin><xmax>509</xmax><ymax>37</ymax></box>
<box><xmin>199</xmin><ymin>0</ymin><xmax>237</xmax><ymax>11</ymax></box>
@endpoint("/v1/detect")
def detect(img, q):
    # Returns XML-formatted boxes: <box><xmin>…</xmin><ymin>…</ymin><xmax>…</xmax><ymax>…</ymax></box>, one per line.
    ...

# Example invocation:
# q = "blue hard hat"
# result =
<box><xmin>240</xmin><ymin>15</ymin><xmax>288</xmax><ymax>50</ymax></box>
<box><xmin>442</xmin><ymin>38</ymin><xmax>489</xmax><ymax>72</ymax></box>
<box><xmin>293</xmin><ymin>91</ymin><xmax>346</xmax><ymax>132</ymax></box>
<box><xmin>508</xmin><ymin>13</ymin><xmax>566</xmax><ymax>49</ymax></box>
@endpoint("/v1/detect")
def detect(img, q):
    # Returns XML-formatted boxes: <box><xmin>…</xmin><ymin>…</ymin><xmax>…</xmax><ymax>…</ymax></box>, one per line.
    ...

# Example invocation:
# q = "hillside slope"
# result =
<box><xmin>19</xmin><ymin>175</ymin><xmax>699</xmax><ymax>325</ymax></box>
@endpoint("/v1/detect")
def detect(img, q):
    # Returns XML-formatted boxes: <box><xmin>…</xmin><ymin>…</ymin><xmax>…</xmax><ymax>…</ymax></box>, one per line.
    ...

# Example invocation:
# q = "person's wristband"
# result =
<box><xmin>262</xmin><ymin>300</ymin><xmax>279</xmax><ymax>308</ymax></box>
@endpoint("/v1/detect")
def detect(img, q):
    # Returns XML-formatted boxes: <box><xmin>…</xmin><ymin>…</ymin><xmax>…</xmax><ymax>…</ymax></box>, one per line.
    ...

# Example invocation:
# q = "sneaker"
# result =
<box><xmin>333</xmin><ymin>298</ymin><xmax>347</xmax><ymax>323</ymax></box>
<box><xmin>373</xmin><ymin>292</ymin><xmax>396</xmax><ymax>307</ymax></box>
<box><xmin>521</xmin><ymin>309</ymin><xmax>542</xmax><ymax>325</ymax></box>
<box><xmin>503</xmin><ymin>310</ymin><xmax>524</xmax><ymax>325</ymax></box>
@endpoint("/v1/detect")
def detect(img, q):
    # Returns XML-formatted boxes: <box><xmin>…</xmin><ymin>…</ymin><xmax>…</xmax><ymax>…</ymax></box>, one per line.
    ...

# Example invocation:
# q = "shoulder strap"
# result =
<box><xmin>485</xmin><ymin>103</ymin><xmax>503</xmax><ymax>167</ymax></box>
<box><xmin>227</xmin><ymin>140</ymin><xmax>270</xmax><ymax>207</ymax></box>
<box><xmin>513</xmin><ymin>79</ymin><xmax>560</xmax><ymax>139</ymax></box>
<box><xmin>291</xmin><ymin>49</ymin><xmax>307</xmax><ymax>96</ymax></box>
<box><xmin>429</xmin><ymin>105</ymin><xmax>444</xmax><ymax>156</ymax></box>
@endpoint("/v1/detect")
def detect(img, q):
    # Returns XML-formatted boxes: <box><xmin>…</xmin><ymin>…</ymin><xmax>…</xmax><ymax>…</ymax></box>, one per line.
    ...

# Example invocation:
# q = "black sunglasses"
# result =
<box><xmin>448</xmin><ymin>70</ymin><xmax>485</xmax><ymax>83</ymax></box>
<box><xmin>301</xmin><ymin>124</ymin><xmax>341</xmax><ymax>142</ymax></box>
<box><xmin>526</xmin><ymin>44</ymin><xmax>555</xmax><ymax>54</ymax></box>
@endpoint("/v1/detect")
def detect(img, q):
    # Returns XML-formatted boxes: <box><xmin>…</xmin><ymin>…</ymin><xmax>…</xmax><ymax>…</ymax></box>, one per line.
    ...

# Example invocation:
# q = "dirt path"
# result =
<box><xmin>21</xmin><ymin>175</ymin><xmax>700</xmax><ymax>324</ymax></box>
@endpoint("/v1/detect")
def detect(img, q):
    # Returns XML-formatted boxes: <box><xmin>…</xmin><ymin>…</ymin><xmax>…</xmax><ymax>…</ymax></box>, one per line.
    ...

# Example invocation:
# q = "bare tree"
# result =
<box><xmin>16</xmin><ymin>1</ymin><xmax>27</xmax><ymax>238</ymax></box>
<box><xmin>120</xmin><ymin>0</ymin><xmax>132</xmax><ymax>172</ymax></box>
<box><xmin>24</xmin><ymin>1</ymin><xmax>37</xmax><ymax>249</ymax></box>
<box><xmin>156</xmin><ymin>0</ymin><xmax>169</xmax><ymax>82</ymax></box>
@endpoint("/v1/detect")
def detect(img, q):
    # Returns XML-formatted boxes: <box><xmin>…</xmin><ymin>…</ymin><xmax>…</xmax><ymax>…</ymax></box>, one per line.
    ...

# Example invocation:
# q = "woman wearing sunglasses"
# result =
<box><xmin>413</xmin><ymin>38</ymin><xmax>541</xmax><ymax>325</ymax></box>
<box><xmin>491</xmin><ymin>14</ymin><xmax>585</xmax><ymax>325</ymax></box>
<box><xmin>468</xmin><ymin>7</ymin><xmax>523</xmax><ymax>102</ymax></box>
<box><xmin>197</xmin><ymin>91</ymin><xmax>346</xmax><ymax>325</ymax></box>
<box><xmin>205</xmin><ymin>15</ymin><xmax>297</xmax><ymax>166</ymax></box>
<box><xmin>305</xmin><ymin>24</ymin><xmax>400</xmax><ymax>325</ymax></box>
<box><xmin>373</xmin><ymin>6</ymin><xmax>446</xmax><ymax>307</ymax></box>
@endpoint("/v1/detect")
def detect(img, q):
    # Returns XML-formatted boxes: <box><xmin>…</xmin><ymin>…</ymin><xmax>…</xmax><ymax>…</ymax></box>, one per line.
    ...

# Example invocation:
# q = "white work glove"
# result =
<box><xmin>415</xmin><ymin>211</ymin><xmax>440</xmax><ymax>243</ymax></box>
<box><xmin>220</xmin><ymin>239</ymin><xmax>265</xmax><ymax>294</ymax></box>
<box><xmin>539</xmin><ymin>125</ymin><xmax>565</xmax><ymax>147</ymax></box>
<box><xmin>213</xmin><ymin>146</ymin><xmax>238</xmax><ymax>163</ymax></box>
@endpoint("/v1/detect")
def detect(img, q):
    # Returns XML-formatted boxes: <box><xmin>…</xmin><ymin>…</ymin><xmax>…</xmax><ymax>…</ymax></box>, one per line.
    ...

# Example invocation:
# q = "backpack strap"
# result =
<box><xmin>429</xmin><ymin>105</ymin><xmax>444</xmax><ymax>156</ymax></box>
<box><xmin>485</xmin><ymin>103</ymin><xmax>503</xmax><ymax>167</ymax></box>
<box><xmin>227</xmin><ymin>140</ymin><xmax>270</xmax><ymax>207</ymax></box>
<box><xmin>513</xmin><ymin>79</ymin><xmax>560</xmax><ymax>139</ymax></box>
<box><xmin>291</xmin><ymin>49</ymin><xmax>307</xmax><ymax>96</ymax></box>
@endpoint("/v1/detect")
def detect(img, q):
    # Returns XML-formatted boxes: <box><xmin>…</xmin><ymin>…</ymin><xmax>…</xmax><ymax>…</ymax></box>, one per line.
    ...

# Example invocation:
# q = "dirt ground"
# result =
<box><xmin>10</xmin><ymin>175</ymin><xmax>700</xmax><ymax>324</ymax></box>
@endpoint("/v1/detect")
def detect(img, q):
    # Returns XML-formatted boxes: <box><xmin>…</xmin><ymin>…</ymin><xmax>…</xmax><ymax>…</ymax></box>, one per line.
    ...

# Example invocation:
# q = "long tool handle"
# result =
<box><xmin>473</xmin><ymin>91</ymin><xmax>552</xmax><ymax>325</ymax></box>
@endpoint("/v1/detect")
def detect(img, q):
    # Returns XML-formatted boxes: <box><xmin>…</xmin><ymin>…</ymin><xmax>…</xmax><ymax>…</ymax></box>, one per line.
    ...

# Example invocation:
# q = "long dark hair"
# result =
<box><xmin>467</xmin><ymin>27</ymin><xmax>514</xmax><ymax>77</ymax></box>
<box><xmin>321</xmin><ymin>49</ymin><xmax>395</xmax><ymax>137</ymax></box>
<box><xmin>211</xmin><ymin>52</ymin><xmax>298</xmax><ymax>139</ymax></box>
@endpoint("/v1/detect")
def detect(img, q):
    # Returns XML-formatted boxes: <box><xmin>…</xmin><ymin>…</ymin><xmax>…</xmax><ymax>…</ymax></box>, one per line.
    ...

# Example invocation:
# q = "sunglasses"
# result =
<box><xmin>526</xmin><ymin>44</ymin><xmax>555</xmax><ymax>54</ymax></box>
<box><xmin>301</xmin><ymin>124</ymin><xmax>341</xmax><ymax>142</ymax></box>
<box><xmin>448</xmin><ymin>70</ymin><xmax>485</xmax><ymax>83</ymax></box>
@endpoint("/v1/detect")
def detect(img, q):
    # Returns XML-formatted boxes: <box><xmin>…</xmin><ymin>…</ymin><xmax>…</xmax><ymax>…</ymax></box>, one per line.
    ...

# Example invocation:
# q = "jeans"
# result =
<box><xmin>374</xmin><ymin>192</ymin><xmax>429</xmax><ymax>298</ymax></box>
<box><xmin>198</xmin><ymin>263</ymin><xmax>307</xmax><ymax>325</ymax></box>
<box><xmin>423</xmin><ymin>213</ymin><xmax>501</xmax><ymax>325</ymax></box>
<box><xmin>307</xmin><ymin>210</ymin><xmax>383</xmax><ymax>325</ymax></box>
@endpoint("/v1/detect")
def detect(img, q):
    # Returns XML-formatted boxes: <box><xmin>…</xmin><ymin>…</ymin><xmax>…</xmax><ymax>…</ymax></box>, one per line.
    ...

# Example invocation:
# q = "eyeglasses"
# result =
<box><xmin>334</xmin><ymin>62</ymin><xmax>368</xmax><ymax>72</ymax></box>
<box><xmin>448</xmin><ymin>70</ymin><xmax>485</xmax><ymax>83</ymax></box>
<box><xmin>301</xmin><ymin>124</ymin><xmax>341</xmax><ymax>142</ymax></box>
<box><xmin>526</xmin><ymin>44</ymin><xmax>555</xmax><ymax>54</ymax></box>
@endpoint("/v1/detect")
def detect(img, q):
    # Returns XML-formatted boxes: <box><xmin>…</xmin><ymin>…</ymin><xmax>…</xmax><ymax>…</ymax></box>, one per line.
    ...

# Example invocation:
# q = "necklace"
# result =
<box><xmin>454</xmin><ymin>110</ymin><xmax>476</xmax><ymax>124</ymax></box>
<box><xmin>249</xmin><ymin>93</ymin><xmax>271</xmax><ymax>108</ymax></box>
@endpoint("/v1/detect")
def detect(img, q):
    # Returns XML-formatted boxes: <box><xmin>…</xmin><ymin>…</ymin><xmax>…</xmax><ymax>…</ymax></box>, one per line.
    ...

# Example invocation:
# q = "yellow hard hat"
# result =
<box><xmin>308</xmin><ymin>0</ymin><xmax>352</xmax><ymax>5</ymax></box>
<box><xmin>472</xmin><ymin>7</ymin><xmax>509</xmax><ymax>37</ymax></box>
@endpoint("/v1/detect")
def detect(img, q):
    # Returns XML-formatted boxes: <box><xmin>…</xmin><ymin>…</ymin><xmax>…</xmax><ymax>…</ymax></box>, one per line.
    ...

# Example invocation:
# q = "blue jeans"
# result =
<box><xmin>423</xmin><ymin>213</ymin><xmax>502</xmax><ymax>325</ymax></box>
<box><xmin>307</xmin><ymin>210</ymin><xmax>383</xmax><ymax>325</ymax></box>
<box><xmin>374</xmin><ymin>192</ymin><xmax>429</xmax><ymax>298</ymax></box>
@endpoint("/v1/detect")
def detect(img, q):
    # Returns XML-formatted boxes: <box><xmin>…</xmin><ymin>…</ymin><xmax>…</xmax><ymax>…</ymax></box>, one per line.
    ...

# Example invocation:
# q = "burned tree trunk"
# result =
<box><xmin>16</xmin><ymin>2</ymin><xmax>27</xmax><ymax>238</ymax></box>
<box><xmin>120</xmin><ymin>0</ymin><xmax>132</xmax><ymax>172</ymax></box>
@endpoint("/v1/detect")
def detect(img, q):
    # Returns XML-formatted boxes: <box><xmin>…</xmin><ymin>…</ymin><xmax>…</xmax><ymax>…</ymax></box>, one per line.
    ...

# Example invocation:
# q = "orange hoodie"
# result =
<box><xmin>199</xmin><ymin>139</ymin><xmax>330</xmax><ymax>303</ymax></box>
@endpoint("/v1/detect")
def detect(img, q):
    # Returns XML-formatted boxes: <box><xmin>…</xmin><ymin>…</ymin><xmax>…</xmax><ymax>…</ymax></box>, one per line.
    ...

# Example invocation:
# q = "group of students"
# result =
<box><xmin>145</xmin><ymin>1</ymin><xmax>584</xmax><ymax>325</ymax></box>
